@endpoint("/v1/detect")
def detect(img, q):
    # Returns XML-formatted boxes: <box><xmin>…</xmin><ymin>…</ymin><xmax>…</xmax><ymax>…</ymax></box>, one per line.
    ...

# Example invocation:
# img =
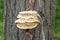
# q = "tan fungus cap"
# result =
<box><xmin>15</xmin><ymin>10</ymin><xmax>40</xmax><ymax>29</ymax></box>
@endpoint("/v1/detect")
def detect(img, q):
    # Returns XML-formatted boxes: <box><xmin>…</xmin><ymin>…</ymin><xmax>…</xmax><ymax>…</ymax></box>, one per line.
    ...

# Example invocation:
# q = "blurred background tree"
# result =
<box><xmin>0</xmin><ymin>0</ymin><xmax>60</xmax><ymax>40</ymax></box>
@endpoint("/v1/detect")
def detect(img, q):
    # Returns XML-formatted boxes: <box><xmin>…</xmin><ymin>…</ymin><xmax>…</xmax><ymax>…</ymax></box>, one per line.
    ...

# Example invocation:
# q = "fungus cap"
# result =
<box><xmin>15</xmin><ymin>10</ymin><xmax>40</xmax><ymax>29</ymax></box>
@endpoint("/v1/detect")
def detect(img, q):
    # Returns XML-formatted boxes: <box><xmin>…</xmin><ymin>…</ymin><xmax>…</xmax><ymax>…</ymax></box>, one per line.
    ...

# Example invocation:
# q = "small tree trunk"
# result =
<box><xmin>4</xmin><ymin>0</ymin><xmax>55</xmax><ymax>40</ymax></box>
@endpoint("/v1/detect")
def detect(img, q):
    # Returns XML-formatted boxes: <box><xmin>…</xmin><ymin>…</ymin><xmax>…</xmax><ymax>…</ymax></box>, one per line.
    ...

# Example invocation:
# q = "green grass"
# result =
<box><xmin>0</xmin><ymin>0</ymin><xmax>60</xmax><ymax>40</ymax></box>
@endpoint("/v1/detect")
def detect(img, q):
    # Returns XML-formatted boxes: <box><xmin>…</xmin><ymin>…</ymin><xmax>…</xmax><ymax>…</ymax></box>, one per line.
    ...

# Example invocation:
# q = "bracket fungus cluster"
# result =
<box><xmin>15</xmin><ymin>10</ymin><xmax>40</xmax><ymax>29</ymax></box>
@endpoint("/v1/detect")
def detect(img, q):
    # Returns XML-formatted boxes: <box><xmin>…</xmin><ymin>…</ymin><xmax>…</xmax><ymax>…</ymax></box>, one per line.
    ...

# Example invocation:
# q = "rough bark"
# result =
<box><xmin>4</xmin><ymin>0</ymin><xmax>55</xmax><ymax>40</ymax></box>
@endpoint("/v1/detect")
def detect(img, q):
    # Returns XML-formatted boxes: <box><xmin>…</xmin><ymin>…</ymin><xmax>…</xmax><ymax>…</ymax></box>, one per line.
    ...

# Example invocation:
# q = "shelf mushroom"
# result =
<box><xmin>15</xmin><ymin>10</ymin><xmax>40</xmax><ymax>29</ymax></box>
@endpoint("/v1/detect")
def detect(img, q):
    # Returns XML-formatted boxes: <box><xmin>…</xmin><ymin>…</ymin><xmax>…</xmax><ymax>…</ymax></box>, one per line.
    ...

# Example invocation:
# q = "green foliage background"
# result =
<box><xmin>0</xmin><ymin>0</ymin><xmax>60</xmax><ymax>40</ymax></box>
<box><xmin>54</xmin><ymin>0</ymin><xmax>60</xmax><ymax>40</ymax></box>
<box><xmin>0</xmin><ymin>0</ymin><xmax>3</xmax><ymax>40</ymax></box>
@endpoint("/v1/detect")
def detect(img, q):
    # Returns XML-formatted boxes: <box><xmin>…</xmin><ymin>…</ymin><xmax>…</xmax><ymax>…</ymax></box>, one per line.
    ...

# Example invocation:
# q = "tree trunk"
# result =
<box><xmin>4</xmin><ymin>0</ymin><xmax>55</xmax><ymax>40</ymax></box>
